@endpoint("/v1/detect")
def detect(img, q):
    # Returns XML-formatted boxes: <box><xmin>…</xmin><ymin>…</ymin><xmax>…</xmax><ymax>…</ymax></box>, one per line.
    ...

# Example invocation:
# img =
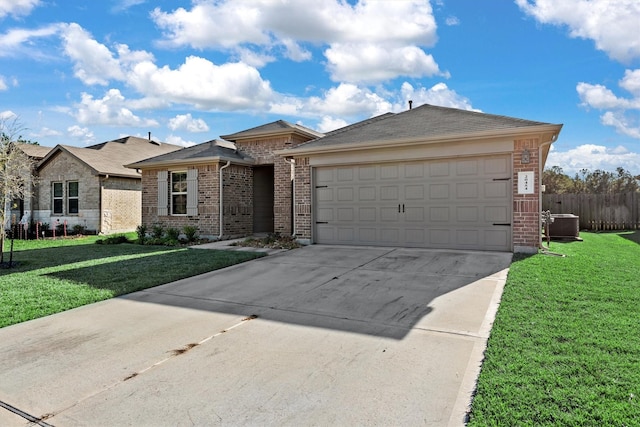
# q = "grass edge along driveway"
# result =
<box><xmin>468</xmin><ymin>231</ymin><xmax>640</xmax><ymax>426</ymax></box>
<box><xmin>0</xmin><ymin>236</ymin><xmax>264</xmax><ymax>328</ymax></box>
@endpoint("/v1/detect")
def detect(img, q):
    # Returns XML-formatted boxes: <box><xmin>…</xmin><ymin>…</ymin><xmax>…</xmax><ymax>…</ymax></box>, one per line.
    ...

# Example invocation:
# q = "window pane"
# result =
<box><xmin>53</xmin><ymin>182</ymin><xmax>63</xmax><ymax>197</ymax></box>
<box><xmin>53</xmin><ymin>199</ymin><xmax>63</xmax><ymax>214</ymax></box>
<box><xmin>68</xmin><ymin>181</ymin><xmax>79</xmax><ymax>197</ymax></box>
<box><xmin>172</xmin><ymin>194</ymin><xmax>186</xmax><ymax>215</ymax></box>
<box><xmin>172</xmin><ymin>172</ymin><xmax>187</xmax><ymax>192</ymax></box>
<box><xmin>68</xmin><ymin>199</ymin><xmax>79</xmax><ymax>214</ymax></box>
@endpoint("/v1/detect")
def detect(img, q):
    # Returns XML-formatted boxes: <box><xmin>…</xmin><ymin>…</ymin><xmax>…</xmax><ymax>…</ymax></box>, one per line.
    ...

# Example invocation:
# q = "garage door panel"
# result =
<box><xmin>314</xmin><ymin>155</ymin><xmax>512</xmax><ymax>251</ymax></box>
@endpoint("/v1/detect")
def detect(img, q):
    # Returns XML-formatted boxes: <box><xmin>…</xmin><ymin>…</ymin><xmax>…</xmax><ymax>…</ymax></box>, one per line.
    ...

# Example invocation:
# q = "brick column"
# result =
<box><xmin>294</xmin><ymin>157</ymin><xmax>312</xmax><ymax>243</ymax></box>
<box><xmin>513</xmin><ymin>138</ymin><xmax>541</xmax><ymax>253</ymax></box>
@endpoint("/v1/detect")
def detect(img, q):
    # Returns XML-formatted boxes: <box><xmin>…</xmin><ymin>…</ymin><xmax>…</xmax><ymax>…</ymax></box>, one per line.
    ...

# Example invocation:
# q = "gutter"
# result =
<box><xmin>283</xmin><ymin>157</ymin><xmax>296</xmax><ymax>237</ymax></box>
<box><xmin>219</xmin><ymin>161</ymin><xmax>231</xmax><ymax>240</ymax></box>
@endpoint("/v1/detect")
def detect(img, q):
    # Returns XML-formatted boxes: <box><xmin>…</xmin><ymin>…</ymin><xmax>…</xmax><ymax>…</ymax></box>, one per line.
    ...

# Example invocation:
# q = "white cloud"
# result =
<box><xmin>152</xmin><ymin>0</ymin><xmax>440</xmax><ymax>84</ymax></box>
<box><xmin>60</xmin><ymin>23</ymin><xmax>125</xmax><ymax>85</ymax></box>
<box><xmin>305</xmin><ymin>83</ymin><xmax>393</xmax><ymax>118</ymax></box>
<box><xmin>397</xmin><ymin>82</ymin><xmax>477</xmax><ymax>111</ymax></box>
<box><xmin>316</xmin><ymin>116</ymin><xmax>348</xmax><ymax>133</ymax></box>
<box><xmin>111</xmin><ymin>0</ymin><xmax>146</xmax><ymax>13</ymax></box>
<box><xmin>67</xmin><ymin>125</ymin><xmax>95</xmax><ymax>143</ymax></box>
<box><xmin>325</xmin><ymin>43</ymin><xmax>446</xmax><ymax>83</ymax></box>
<box><xmin>164</xmin><ymin>134</ymin><xmax>197</xmax><ymax>147</ymax></box>
<box><xmin>547</xmin><ymin>143</ymin><xmax>640</xmax><ymax>175</ymax></box>
<box><xmin>516</xmin><ymin>0</ymin><xmax>640</xmax><ymax>63</ymax></box>
<box><xmin>74</xmin><ymin>89</ymin><xmax>159</xmax><ymax>127</ymax></box>
<box><xmin>0</xmin><ymin>0</ymin><xmax>40</xmax><ymax>19</ymax></box>
<box><xmin>168</xmin><ymin>114</ymin><xmax>209</xmax><ymax>133</ymax></box>
<box><xmin>0</xmin><ymin>75</ymin><xmax>6</xmax><ymax>90</ymax></box>
<box><xmin>128</xmin><ymin>56</ymin><xmax>274</xmax><ymax>110</ymax></box>
<box><xmin>0</xmin><ymin>110</ymin><xmax>17</xmax><ymax>120</ymax></box>
<box><xmin>0</xmin><ymin>24</ymin><xmax>62</xmax><ymax>58</ymax></box>
<box><xmin>600</xmin><ymin>111</ymin><xmax>640</xmax><ymax>139</ymax></box>
<box><xmin>620</xmin><ymin>69</ymin><xmax>640</xmax><ymax>97</ymax></box>
<box><xmin>33</xmin><ymin>127</ymin><xmax>62</xmax><ymax>137</ymax></box>
<box><xmin>445</xmin><ymin>16</ymin><xmax>460</xmax><ymax>26</ymax></box>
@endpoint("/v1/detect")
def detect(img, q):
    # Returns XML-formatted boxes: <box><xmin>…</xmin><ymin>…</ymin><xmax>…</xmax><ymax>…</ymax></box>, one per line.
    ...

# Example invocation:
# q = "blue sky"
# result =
<box><xmin>1</xmin><ymin>0</ymin><xmax>639</xmax><ymax>175</ymax></box>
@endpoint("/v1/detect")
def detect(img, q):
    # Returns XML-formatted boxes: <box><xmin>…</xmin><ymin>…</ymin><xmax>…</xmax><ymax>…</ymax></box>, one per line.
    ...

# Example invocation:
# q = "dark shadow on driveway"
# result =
<box><xmin>47</xmin><ymin>245</ymin><xmax>512</xmax><ymax>340</ymax></box>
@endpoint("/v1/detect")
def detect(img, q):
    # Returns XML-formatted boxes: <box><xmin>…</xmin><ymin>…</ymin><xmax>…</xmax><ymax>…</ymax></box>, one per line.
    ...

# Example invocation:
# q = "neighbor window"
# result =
<box><xmin>52</xmin><ymin>182</ymin><xmax>63</xmax><ymax>214</ymax></box>
<box><xmin>67</xmin><ymin>181</ymin><xmax>79</xmax><ymax>214</ymax></box>
<box><xmin>171</xmin><ymin>171</ymin><xmax>187</xmax><ymax>215</ymax></box>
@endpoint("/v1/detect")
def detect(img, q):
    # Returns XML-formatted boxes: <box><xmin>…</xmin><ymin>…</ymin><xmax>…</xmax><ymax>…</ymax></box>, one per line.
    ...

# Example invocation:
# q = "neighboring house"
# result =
<box><xmin>10</xmin><ymin>144</ymin><xmax>54</xmax><ymax>228</ymax></box>
<box><xmin>132</xmin><ymin>105</ymin><xmax>562</xmax><ymax>253</ymax></box>
<box><xmin>34</xmin><ymin>136</ymin><xmax>181</xmax><ymax>234</ymax></box>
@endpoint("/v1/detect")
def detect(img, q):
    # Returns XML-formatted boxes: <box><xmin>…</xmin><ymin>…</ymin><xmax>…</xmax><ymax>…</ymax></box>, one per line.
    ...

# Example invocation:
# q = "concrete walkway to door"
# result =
<box><xmin>0</xmin><ymin>245</ymin><xmax>511</xmax><ymax>426</ymax></box>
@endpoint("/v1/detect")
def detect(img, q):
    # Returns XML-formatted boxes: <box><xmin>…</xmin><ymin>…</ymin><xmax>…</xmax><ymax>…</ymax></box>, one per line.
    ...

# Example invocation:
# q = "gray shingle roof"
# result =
<box><xmin>221</xmin><ymin>119</ymin><xmax>323</xmax><ymax>141</ymax></box>
<box><xmin>295</xmin><ymin>103</ymin><xmax>558</xmax><ymax>149</ymax></box>
<box><xmin>126</xmin><ymin>140</ymin><xmax>252</xmax><ymax>168</ymax></box>
<box><xmin>40</xmin><ymin>136</ymin><xmax>182</xmax><ymax>178</ymax></box>
<box><xmin>17</xmin><ymin>144</ymin><xmax>54</xmax><ymax>159</ymax></box>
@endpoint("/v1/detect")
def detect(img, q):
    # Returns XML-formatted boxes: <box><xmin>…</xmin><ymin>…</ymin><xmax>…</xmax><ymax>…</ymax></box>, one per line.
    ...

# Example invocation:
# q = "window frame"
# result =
<box><xmin>52</xmin><ymin>182</ymin><xmax>64</xmax><ymax>215</ymax></box>
<box><xmin>67</xmin><ymin>181</ymin><xmax>79</xmax><ymax>215</ymax></box>
<box><xmin>170</xmin><ymin>171</ymin><xmax>188</xmax><ymax>215</ymax></box>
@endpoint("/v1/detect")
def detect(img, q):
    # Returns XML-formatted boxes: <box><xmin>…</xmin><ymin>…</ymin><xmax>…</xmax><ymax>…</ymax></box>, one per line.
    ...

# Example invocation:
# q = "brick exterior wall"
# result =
<box><xmin>293</xmin><ymin>156</ymin><xmax>312</xmax><ymax>241</ymax></box>
<box><xmin>33</xmin><ymin>151</ymin><xmax>101</xmax><ymax>233</ymax></box>
<box><xmin>100</xmin><ymin>176</ymin><xmax>141</xmax><ymax>233</ymax></box>
<box><xmin>513</xmin><ymin>138</ymin><xmax>542</xmax><ymax>252</ymax></box>
<box><xmin>141</xmin><ymin>163</ymin><xmax>253</xmax><ymax>239</ymax></box>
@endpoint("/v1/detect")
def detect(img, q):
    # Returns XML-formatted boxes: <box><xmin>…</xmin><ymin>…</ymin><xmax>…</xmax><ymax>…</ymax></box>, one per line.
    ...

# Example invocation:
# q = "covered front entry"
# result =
<box><xmin>313</xmin><ymin>155</ymin><xmax>513</xmax><ymax>251</ymax></box>
<box><xmin>253</xmin><ymin>165</ymin><xmax>274</xmax><ymax>233</ymax></box>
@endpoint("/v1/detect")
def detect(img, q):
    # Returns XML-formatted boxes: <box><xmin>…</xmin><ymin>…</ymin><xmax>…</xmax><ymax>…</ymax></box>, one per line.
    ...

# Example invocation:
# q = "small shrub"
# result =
<box><xmin>166</xmin><ymin>227</ymin><xmax>180</xmax><ymax>241</ymax></box>
<box><xmin>72</xmin><ymin>224</ymin><xmax>86</xmax><ymax>235</ymax></box>
<box><xmin>96</xmin><ymin>234</ymin><xmax>129</xmax><ymax>245</ymax></box>
<box><xmin>136</xmin><ymin>224</ymin><xmax>147</xmax><ymax>244</ymax></box>
<box><xmin>183</xmin><ymin>225</ymin><xmax>199</xmax><ymax>242</ymax></box>
<box><xmin>152</xmin><ymin>223</ymin><xmax>165</xmax><ymax>239</ymax></box>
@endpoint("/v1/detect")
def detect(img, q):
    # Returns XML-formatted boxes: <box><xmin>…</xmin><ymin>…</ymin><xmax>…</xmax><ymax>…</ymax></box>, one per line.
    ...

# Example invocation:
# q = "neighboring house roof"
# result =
<box><xmin>17</xmin><ymin>144</ymin><xmax>54</xmax><ymax>160</ymax></box>
<box><xmin>126</xmin><ymin>140</ymin><xmax>254</xmax><ymax>169</ymax></box>
<box><xmin>221</xmin><ymin>119</ymin><xmax>323</xmax><ymax>142</ymax></box>
<box><xmin>282</xmin><ymin>103</ymin><xmax>562</xmax><ymax>155</ymax></box>
<box><xmin>38</xmin><ymin>136</ymin><xmax>182</xmax><ymax>178</ymax></box>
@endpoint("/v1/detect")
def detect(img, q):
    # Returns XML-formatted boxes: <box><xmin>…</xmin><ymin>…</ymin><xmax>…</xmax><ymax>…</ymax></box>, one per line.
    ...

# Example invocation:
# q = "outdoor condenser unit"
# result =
<box><xmin>548</xmin><ymin>214</ymin><xmax>582</xmax><ymax>241</ymax></box>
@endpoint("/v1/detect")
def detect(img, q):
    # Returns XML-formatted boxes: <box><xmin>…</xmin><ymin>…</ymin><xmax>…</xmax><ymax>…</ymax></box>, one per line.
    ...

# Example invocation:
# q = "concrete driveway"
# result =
<box><xmin>0</xmin><ymin>245</ymin><xmax>511</xmax><ymax>426</ymax></box>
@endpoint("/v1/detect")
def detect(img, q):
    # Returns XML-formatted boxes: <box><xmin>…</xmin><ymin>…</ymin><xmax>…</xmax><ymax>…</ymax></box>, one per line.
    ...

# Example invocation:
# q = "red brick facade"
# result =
<box><xmin>512</xmin><ymin>138</ymin><xmax>542</xmax><ymax>252</ymax></box>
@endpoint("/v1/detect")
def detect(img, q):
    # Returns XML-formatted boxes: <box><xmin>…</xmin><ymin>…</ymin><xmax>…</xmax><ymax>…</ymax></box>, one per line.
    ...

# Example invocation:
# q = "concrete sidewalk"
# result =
<box><xmin>0</xmin><ymin>245</ymin><xmax>511</xmax><ymax>426</ymax></box>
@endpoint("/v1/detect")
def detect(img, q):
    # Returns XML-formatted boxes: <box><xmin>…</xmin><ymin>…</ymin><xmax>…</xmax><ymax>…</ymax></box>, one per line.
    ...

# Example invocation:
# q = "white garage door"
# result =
<box><xmin>314</xmin><ymin>155</ymin><xmax>512</xmax><ymax>251</ymax></box>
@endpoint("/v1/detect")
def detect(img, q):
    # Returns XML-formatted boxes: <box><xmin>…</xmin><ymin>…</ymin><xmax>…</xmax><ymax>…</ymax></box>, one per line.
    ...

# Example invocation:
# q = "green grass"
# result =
<box><xmin>468</xmin><ymin>231</ymin><xmax>640</xmax><ymax>426</ymax></box>
<box><xmin>0</xmin><ymin>236</ymin><xmax>264</xmax><ymax>328</ymax></box>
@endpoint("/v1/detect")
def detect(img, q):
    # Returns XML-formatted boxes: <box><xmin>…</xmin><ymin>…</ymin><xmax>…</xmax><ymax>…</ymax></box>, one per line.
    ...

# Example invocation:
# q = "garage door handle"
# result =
<box><xmin>397</xmin><ymin>204</ymin><xmax>405</xmax><ymax>213</ymax></box>
<box><xmin>493</xmin><ymin>223</ymin><xmax>511</xmax><ymax>226</ymax></box>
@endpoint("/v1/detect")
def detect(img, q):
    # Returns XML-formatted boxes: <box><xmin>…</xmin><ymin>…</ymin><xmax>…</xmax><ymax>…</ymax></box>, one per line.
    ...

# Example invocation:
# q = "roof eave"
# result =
<box><xmin>276</xmin><ymin>124</ymin><xmax>563</xmax><ymax>157</ymax></box>
<box><xmin>126</xmin><ymin>155</ymin><xmax>255</xmax><ymax>169</ymax></box>
<box><xmin>222</xmin><ymin>128</ymin><xmax>323</xmax><ymax>142</ymax></box>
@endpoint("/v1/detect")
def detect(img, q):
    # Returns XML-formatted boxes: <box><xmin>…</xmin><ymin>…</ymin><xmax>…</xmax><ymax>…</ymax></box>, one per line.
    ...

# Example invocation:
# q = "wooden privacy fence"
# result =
<box><xmin>542</xmin><ymin>192</ymin><xmax>640</xmax><ymax>230</ymax></box>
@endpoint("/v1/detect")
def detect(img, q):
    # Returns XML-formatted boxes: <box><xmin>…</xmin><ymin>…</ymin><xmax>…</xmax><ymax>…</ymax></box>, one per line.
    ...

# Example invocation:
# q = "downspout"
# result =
<box><xmin>218</xmin><ymin>161</ymin><xmax>231</xmax><ymax>240</ymax></box>
<box><xmin>283</xmin><ymin>157</ymin><xmax>296</xmax><ymax>237</ymax></box>
<box><xmin>538</xmin><ymin>135</ymin><xmax>557</xmax><ymax>249</ymax></box>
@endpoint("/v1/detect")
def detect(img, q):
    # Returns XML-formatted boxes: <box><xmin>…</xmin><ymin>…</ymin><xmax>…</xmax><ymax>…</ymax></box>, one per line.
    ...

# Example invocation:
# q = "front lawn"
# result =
<box><xmin>0</xmin><ymin>236</ymin><xmax>264</xmax><ymax>328</ymax></box>
<box><xmin>468</xmin><ymin>231</ymin><xmax>640</xmax><ymax>425</ymax></box>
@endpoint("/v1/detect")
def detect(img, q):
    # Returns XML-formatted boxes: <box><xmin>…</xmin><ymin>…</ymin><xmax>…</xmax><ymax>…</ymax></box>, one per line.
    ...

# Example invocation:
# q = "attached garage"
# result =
<box><xmin>314</xmin><ymin>155</ymin><xmax>512</xmax><ymax>251</ymax></box>
<box><xmin>280</xmin><ymin>103</ymin><xmax>563</xmax><ymax>253</ymax></box>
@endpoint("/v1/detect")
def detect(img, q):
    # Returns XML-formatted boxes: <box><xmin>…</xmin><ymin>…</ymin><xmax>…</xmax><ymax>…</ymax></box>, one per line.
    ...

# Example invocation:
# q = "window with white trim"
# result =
<box><xmin>52</xmin><ymin>181</ymin><xmax>79</xmax><ymax>215</ymax></box>
<box><xmin>171</xmin><ymin>171</ymin><xmax>187</xmax><ymax>215</ymax></box>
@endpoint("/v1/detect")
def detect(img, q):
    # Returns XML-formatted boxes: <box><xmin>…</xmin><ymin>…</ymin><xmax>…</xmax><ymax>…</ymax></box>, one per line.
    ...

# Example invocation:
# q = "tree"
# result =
<box><xmin>1</xmin><ymin>117</ymin><xmax>37</xmax><ymax>264</ymax></box>
<box><xmin>543</xmin><ymin>165</ymin><xmax>640</xmax><ymax>194</ymax></box>
<box><xmin>542</xmin><ymin>166</ymin><xmax>573</xmax><ymax>194</ymax></box>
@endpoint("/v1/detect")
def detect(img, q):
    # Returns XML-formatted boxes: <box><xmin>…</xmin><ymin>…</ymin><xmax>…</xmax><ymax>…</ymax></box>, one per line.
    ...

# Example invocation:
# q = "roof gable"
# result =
<box><xmin>221</xmin><ymin>120</ymin><xmax>323</xmax><ymax>141</ymax></box>
<box><xmin>38</xmin><ymin>136</ymin><xmax>182</xmax><ymax>178</ymax></box>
